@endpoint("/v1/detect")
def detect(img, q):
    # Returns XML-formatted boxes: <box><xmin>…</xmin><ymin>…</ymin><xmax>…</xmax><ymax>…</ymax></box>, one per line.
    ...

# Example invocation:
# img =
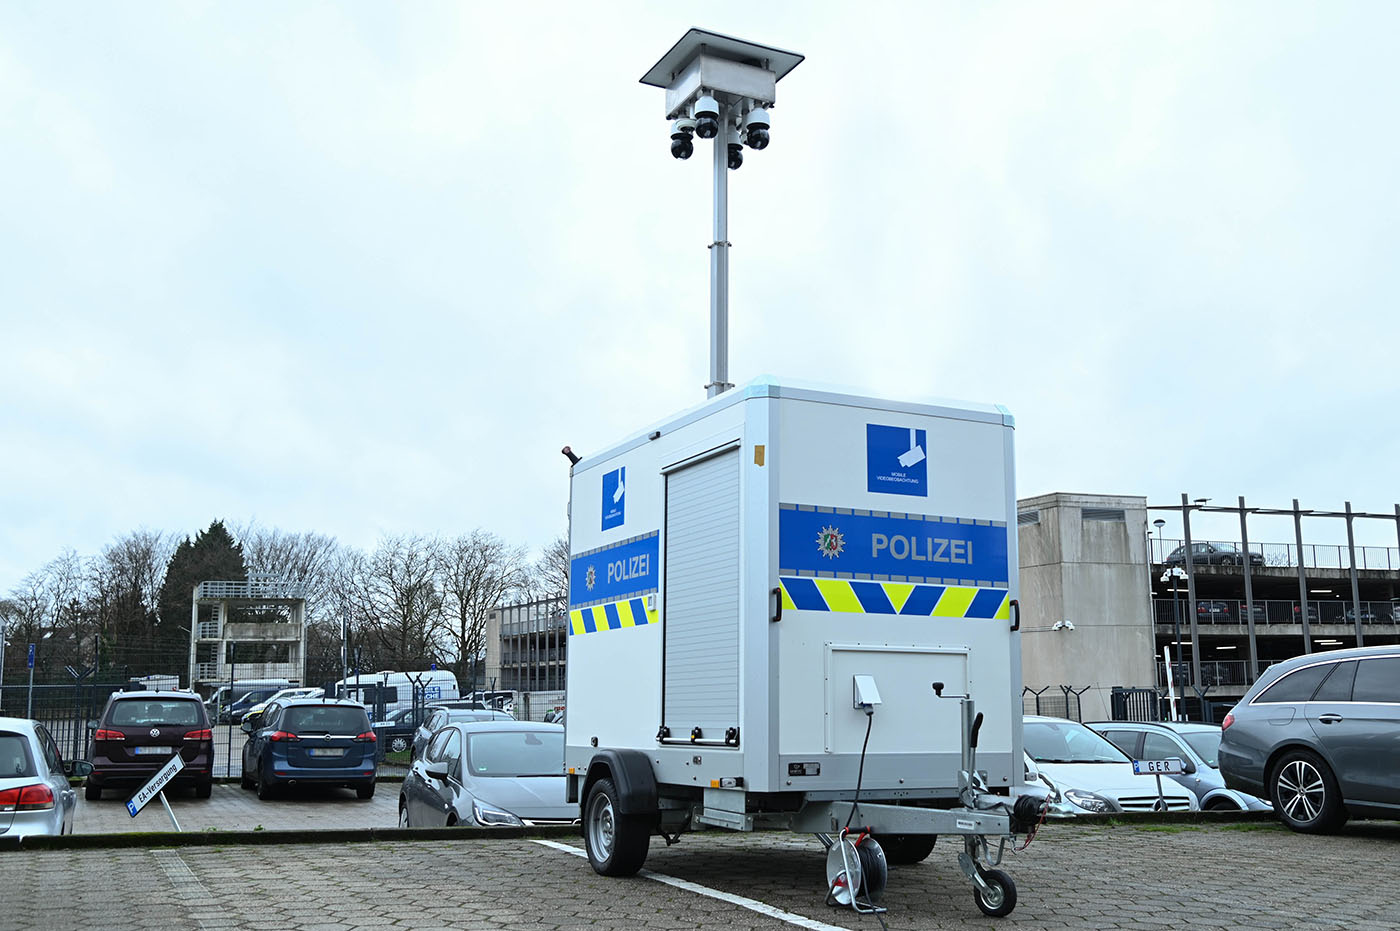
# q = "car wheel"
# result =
<box><xmin>194</xmin><ymin>777</ymin><xmax>213</xmax><ymax>799</ymax></box>
<box><xmin>1205</xmin><ymin>797</ymin><xmax>1241</xmax><ymax>812</ymax></box>
<box><xmin>356</xmin><ymin>780</ymin><xmax>376</xmax><ymax>800</ymax></box>
<box><xmin>255</xmin><ymin>763</ymin><xmax>276</xmax><ymax>801</ymax></box>
<box><xmin>389</xmin><ymin>736</ymin><xmax>410</xmax><ymax>755</ymax></box>
<box><xmin>973</xmin><ymin>867</ymin><xmax>1018</xmax><ymax>917</ymax></box>
<box><xmin>873</xmin><ymin>833</ymin><xmax>937</xmax><ymax>865</ymax></box>
<box><xmin>583</xmin><ymin>777</ymin><xmax>651</xmax><ymax>877</ymax></box>
<box><xmin>84</xmin><ymin>779</ymin><xmax>102</xmax><ymax>801</ymax></box>
<box><xmin>1272</xmin><ymin>749</ymin><xmax>1345</xmax><ymax>834</ymax></box>
<box><xmin>399</xmin><ymin>801</ymin><xmax>410</xmax><ymax>828</ymax></box>
<box><xmin>240</xmin><ymin>768</ymin><xmax>254</xmax><ymax>790</ymax></box>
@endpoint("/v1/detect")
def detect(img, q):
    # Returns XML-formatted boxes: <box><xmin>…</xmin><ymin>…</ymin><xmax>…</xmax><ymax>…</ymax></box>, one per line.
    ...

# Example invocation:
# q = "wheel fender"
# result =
<box><xmin>581</xmin><ymin>750</ymin><xmax>659</xmax><ymax>820</ymax></box>
<box><xmin>1201</xmin><ymin>787</ymin><xmax>1247</xmax><ymax>810</ymax></box>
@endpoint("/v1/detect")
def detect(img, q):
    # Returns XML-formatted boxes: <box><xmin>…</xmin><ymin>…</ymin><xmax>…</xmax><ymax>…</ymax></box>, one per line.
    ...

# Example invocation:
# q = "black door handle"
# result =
<box><xmin>1009</xmin><ymin>599</ymin><xmax>1020</xmax><ymax>632</ymax></box>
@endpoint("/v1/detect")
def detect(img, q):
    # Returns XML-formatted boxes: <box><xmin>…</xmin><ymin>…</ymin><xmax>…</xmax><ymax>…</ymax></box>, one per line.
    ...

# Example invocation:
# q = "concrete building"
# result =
<box><xmin>187</xmin><ymin>576</ymin><xmax>308</xmax><ymax>694</ymax></box>
<box><xmin>1019</xmin><ymin>492</ymin><xmax>1400</xmax><ymax>721</ymax></box>
<box><xmin>484</xmin><ymin>596</ymin><xmax>566</xmax><ymax>695</ymax></box>
<box><xmin>1016</xmin><ymin>493</ymin><xmax>1155</xmax><ymax>720</ymax></box>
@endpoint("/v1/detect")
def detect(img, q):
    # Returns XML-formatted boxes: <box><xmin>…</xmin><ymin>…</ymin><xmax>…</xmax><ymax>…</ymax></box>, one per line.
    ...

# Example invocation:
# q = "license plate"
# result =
<box><xmin>133</xmin><ymin>746</ymin><xmax>174</xmax><ymax>756</ymax></box>
<box><xmin>308</xmin><ymin>748</ymin><xmax>344</xmax><ymax>758</ymax></box>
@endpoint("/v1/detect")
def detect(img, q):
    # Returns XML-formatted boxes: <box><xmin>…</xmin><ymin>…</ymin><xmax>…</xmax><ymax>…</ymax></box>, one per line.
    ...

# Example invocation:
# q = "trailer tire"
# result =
<box><xmin>973</xmin><ymin>868</ymin><xmax>1017</xmax><ymax>917</ymax></box>
<box><xmin>584</xmin><ymin>777</ymin><xmax>650</xmax><ymax>877</ymax></box>
<box><xmin>875</xmin><ymin>833</ymin><xmax>937</xmax><ymax>865</ymax></box>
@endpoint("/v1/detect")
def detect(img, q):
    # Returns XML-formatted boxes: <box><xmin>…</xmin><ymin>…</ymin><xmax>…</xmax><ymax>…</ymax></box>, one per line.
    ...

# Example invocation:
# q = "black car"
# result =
<box><xmin>1165</xmin><ymin>542</ymin><xmax>1264</xmax><ymax>567</ymax></box>
<box><xmin>87</xmin><ymin>691</ymin><xmax>214</xmax><ymax>800</ymax></box>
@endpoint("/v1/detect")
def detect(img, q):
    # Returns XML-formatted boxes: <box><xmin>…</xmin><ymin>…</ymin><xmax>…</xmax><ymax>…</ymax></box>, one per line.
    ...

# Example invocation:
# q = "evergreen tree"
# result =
<box><xmin>156</xmin><ymin>520</ymin><xmax>248</xmax><ymax>662</ymax></box>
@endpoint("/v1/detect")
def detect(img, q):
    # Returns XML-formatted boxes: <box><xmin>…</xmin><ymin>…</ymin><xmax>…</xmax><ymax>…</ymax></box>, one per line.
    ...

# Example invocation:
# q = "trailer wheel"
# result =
<box><xmin>875</xmin><ymin>833</ymin><xmax>937</xmax><ymax>865</ymax></box>
<box><xmin>584</xmin><ymin>777</ymin><xmax>650</xmax><ymax>877</ymax></box>
<box><xmin>973</xmin><ymin>868</ymin><xmax>1017</xmax><ymax>917</ymax></box>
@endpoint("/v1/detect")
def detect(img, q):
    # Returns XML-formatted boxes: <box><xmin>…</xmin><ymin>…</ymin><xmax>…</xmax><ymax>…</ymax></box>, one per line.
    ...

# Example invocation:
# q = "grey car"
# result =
<box><xmin>410</xmin><ymin>706</ymin><xmax>513</xmax><ymax>761</ymax></box>
<box><xmin>1</xmin><ymin>717</ymin><xmax>91</xmax><ymax>837</ymax></box>
<box><xmin>1219</xmin><ymin>644</ymin><xmax>1400</xmax><ymax>833</ymax></box>
<box><xmin>398</xmin><ymin>721</ymin><xmax>573</xmax><ymax>828</ymax></box>
<box><xmin>1087</xmin><ymin>721</ymin><xmax>1271</xmax><ymax>811</ymax></box>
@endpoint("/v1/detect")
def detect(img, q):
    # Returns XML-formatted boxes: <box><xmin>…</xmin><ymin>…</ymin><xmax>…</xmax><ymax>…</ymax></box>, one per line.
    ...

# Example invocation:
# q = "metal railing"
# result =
<box><xmin>1154</xmin><ymin>659</ymin><xmax>1290</xmax><ymax>691</ymax></box>
<box><xmin>1151</xmin><ymin>538</ymin><xmax>1400</xmax><ymax>572</ymax></box>
<box><xmin>194</xmin><ymin>579</ymin><xmax>308</xmax><ymax>601</ymax></box>
<box><xmin>1153</xmin><ymin>597</ymin><xmax>1399</xmax><ymax>626</ymax></box>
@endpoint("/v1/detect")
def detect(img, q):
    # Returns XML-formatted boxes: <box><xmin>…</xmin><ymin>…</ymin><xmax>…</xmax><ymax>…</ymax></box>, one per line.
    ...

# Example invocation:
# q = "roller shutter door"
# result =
<box><xmin>663</xmin><ymin>448</ymin><xmax>740</xmax><ymax>738</ymax></box>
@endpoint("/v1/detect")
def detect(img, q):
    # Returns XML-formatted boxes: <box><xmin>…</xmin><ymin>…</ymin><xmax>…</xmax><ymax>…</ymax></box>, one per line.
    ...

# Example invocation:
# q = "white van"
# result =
<box><xmin>331</xmin><ymin>670</ymin><xmax>459</xmax><ymax>718</ymax></box>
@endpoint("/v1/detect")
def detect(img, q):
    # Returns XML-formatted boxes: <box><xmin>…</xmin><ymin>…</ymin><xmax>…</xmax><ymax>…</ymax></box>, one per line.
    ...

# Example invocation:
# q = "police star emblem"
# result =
<box><xmin>585</xmin><ymin>565</ymin><xmax>597</xmax><ymax>591</ymax></box>
<box><xmin>816</xmin><ymin>525</ymin><xmax>845</xmax><ymax>559</ymax></box>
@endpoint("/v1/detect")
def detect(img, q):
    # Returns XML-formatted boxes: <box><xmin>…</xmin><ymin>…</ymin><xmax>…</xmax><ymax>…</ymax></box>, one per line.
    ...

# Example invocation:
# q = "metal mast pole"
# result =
<box><xmin>708</xmin><ymin>103</ymin><xmax>731</xmax><ymax>398</ymax></box>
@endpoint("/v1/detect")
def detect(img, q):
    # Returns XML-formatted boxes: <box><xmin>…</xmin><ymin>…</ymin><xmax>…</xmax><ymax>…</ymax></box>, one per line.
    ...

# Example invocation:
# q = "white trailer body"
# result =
<box><xmin>565</xmin><ymin>379</ymin><xmax>1023</xmax><ymax>825</ymax></box>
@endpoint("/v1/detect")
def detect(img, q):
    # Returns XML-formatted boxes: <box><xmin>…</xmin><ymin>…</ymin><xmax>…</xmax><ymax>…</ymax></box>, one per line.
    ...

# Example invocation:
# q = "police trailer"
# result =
<box><xmin>564</xmin><ymin>378</ymin><xmax>1045</xmax><ymax>917</ymax></box>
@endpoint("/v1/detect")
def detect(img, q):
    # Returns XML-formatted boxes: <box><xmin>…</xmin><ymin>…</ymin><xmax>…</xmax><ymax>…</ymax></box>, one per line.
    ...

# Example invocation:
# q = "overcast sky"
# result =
<box><xmin>2</xmin><ymin>1</ymin><xmax>1398</xmax><ymax>592</ymax></box>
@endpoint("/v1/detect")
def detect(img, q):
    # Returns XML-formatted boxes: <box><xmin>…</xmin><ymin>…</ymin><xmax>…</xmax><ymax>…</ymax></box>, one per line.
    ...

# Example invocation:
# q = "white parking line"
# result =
<box><xmin>532</xmin><ymin>840</ymin><xmax>850</xmax><ymax>931</ymax></box>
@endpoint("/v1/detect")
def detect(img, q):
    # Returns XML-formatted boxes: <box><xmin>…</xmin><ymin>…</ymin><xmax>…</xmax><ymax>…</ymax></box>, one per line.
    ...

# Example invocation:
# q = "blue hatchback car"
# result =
<box><xmin>241</xmin><ymin>699</ymin><xmax>378</xmax><ymax>800</ymax></box>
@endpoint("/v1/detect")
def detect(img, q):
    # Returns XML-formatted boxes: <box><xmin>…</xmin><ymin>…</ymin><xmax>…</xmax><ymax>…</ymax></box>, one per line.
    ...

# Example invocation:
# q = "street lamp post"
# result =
<box><xmin>641</xmin><ymin>29</ymin><xmax>804</xmax><ymax>399</ymax></box>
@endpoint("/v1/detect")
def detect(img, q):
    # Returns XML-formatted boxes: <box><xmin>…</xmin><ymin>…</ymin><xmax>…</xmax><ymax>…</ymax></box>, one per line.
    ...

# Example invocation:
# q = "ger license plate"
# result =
<box><xmin>308</xmin><ymin>748</ymin><xmax>344</xmax><ymax>758</ymax></box>
<box><xmin>133</xmin><ymin>746</ymin><xmax>174</xmax><ymax>756</ymax></box>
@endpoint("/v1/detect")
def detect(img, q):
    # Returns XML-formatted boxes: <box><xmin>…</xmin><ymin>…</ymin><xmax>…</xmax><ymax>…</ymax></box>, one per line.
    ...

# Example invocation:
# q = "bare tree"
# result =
<box><xmin>3</xmin><ymin>573</ymin><xmax>49</xmax><ymax>651</ymax></box>
<box><xmin>91</xmin><ymin>530</ymin><xmax>174</xmax><ymax>673</ymax></box>
<box><xmin>527</xmin><ymin>534</ymin><xmax>570</xmax><ymax>603</ymax></box>
<box><xmin>438</xmin><ymin>531</ymin><xmax>528</xmax><ymax>684</ymax></box>
<box><xmin>235</xmin><ymin>522</ymin><xmax>342</xmax><ymax>624</ymax></box>
<box><xmin>341</xmin><ymin>535</ymin><xmax>446</xmax><ymax>672</ymax></box>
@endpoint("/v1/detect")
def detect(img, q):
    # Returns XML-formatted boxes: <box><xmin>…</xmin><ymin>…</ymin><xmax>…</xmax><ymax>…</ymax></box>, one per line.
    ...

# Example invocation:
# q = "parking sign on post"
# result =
<box><xmin>126</xmin><ymin>752</ymin><xmax>185</xmax><ymax>829</ymax></box>
<box><xmin>1132</xmin><ymin>758</ymin><xmax>1185</xmax><ymax>811</ymax></box>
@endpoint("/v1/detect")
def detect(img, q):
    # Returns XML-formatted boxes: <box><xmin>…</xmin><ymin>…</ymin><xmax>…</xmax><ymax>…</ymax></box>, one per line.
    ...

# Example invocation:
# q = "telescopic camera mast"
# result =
<box><xmin>641</xmin><ymin>29</ymin><xmax>804</xmax><ymax>398</ymax></box>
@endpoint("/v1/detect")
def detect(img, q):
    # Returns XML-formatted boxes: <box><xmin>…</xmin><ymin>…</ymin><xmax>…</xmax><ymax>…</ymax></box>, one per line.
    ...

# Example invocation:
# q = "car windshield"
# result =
<box><xmin>1182</xmin><ymin>731</ymin><xmax>1221</xmax><ymax>768</ymax></box>
<box><xmin>0</xmin><ymin>732</ymin><xmax>37</xmax><ymax>778</ymax></box>
<box><xmin>465</xmin><ymin>730</ymin><xmax>563</xmax><ymax>777</ymax></box>
<box><xmin>283</xmin><ymin>706</ymin><xmax>370</xmax><ymax>734</ymax></box>
<box><xmin>110</xmin><ymin>700</ymin><xmax>202</xmax><ymax>727</ymax></box>
<box><xmin>1024</xmin><ymin>721</ymin><xmax>1129</xmax><ymax>764</ymax></box>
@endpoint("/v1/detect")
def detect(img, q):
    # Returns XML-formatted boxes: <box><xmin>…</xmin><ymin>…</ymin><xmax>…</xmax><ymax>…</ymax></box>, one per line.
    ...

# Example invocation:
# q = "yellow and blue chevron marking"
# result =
<box><xmin>569</xmin><ymin>597</ymin><xmax>660</xmax><ymax>636</ymax></box>
<box><xmin>779</xmin><ymin>576</ymin><xmax>1010</xmax><ymax>620</ymax></box>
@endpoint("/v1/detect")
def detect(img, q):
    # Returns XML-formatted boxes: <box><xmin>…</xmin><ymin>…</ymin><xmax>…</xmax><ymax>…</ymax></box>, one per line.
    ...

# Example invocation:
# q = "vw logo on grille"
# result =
<box><xmin>149</xmin><ymin>728</ymin><xmax>160</xmax><ymax>737</ymax></box>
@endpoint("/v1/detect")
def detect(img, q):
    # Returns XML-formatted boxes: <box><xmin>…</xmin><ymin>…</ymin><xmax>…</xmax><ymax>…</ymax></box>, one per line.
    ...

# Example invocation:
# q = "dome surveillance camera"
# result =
<box><xmin>744</xmin><ymin>108</ymin><xmax>770</xmax><ymax>150</ymax></box>
<box><xmin>726</xmin><ymin>124</ymin><xmax>743</xmax><ymax>170</ymax></box>
<box><xmin>670</xmin><ymin>118</ymin><xmax>695</xmax><ymax>160</ymax></box>
<box><xmin>693</xmin><ymin>95</ymin><xmax>720</xmax><ymax>139</ymax></box>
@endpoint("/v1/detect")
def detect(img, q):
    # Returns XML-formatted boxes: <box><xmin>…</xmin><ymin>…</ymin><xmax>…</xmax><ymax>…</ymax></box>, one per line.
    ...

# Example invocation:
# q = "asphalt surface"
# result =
<box><xmin>4</xmin><ymin>814</ymin><xmax>1398</xmax><ymax>930</ymax></box>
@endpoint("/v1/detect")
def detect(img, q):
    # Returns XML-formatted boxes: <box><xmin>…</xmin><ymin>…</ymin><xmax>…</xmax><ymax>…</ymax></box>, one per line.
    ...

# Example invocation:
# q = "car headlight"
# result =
<box><xmin>471</xmin><ymin>799</ymin><xmax>524</xmax><ymax>827</ymax></box>
<box><xmin>1062</xmin><ymin>789</ymin><xmax>1118</xmax><ymax>813</ymax></box>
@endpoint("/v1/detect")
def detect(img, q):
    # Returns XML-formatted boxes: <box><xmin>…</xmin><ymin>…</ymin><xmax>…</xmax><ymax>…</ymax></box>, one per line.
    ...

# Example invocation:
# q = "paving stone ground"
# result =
<box><xmin>73</xmin><ymin>783</ymin><xmax>400</xmax><ymax>834</ymax></box>
<box><xmin>4</xmin><ymin>819</ymin><xmax>1398</xmax><ymax>930</ymax></box>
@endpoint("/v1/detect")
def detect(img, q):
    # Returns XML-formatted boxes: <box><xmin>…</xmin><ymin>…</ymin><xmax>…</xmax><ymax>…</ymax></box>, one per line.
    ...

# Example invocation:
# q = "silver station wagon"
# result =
<box><xmin>1219</xmin><ymin>645</ymin><xmax>1400</xmax><ymax>833</ymax></box>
